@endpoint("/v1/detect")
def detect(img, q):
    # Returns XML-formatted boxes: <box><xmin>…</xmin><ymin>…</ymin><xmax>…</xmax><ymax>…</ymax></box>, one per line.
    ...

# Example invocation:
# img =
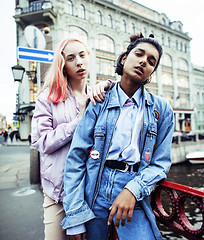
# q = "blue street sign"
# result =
<box><xmin>17</xmin><ymin>47</ymin><xmax>54</xmax><ymax>63</ymax></box>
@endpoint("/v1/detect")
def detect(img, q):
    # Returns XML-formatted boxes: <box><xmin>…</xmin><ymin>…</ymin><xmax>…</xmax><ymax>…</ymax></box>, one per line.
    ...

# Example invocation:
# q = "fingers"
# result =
<box><xmin>82</xmin><ymin>232</ymin><xmax>86</xmax><ymax>240</ymax></box>
<box><xmin>67</xmin><ymin>234</ymin><xmax>85</xmax><ymax>240</ymax></box>
<box><xmin>108</xmin><ymin>205</ymin><xmax>117</xmax><ymax>226</ymax></box>
<box><xmin>108</xmin><ymin>189</ymin><xmax>136</xmax><ymax>228</ymax></box>
<box><xmin>89</xmin><ymin>84</ymin><xmax>106</xmax><ymax>105</ymax></box>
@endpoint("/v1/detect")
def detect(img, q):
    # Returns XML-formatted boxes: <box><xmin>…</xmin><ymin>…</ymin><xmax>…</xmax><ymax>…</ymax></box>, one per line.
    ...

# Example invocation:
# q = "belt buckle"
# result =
<box><xmin>116</xmin><ymin>162</ymin><xmax>129</xmax><ymax>173</ymax></box>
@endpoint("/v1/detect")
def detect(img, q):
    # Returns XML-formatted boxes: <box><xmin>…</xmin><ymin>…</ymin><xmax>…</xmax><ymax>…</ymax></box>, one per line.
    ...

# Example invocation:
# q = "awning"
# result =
<box><xmin>14</xmin><ymin>105</ymin><xmax>35</xmax><ymax>115</ymax></box>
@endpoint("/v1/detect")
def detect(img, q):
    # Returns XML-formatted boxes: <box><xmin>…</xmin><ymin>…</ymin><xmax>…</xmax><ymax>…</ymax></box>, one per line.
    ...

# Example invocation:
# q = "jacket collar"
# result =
<box><xmin>107</xmin><ymin>83</ymin><xmax>154</xmax><ymax>109</ymax></box>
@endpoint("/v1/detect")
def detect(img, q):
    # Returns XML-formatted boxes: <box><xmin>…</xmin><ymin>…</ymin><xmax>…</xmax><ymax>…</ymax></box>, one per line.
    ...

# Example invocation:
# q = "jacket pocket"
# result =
<box><xmin>88</xmin><ymin>126</ymin><xmax>106</xmax><ymax>163</ymax></box>
<box><xmin>142</xmin><ymin>124</ymin><xmax>157</xmax><ymax>163</ymax></box>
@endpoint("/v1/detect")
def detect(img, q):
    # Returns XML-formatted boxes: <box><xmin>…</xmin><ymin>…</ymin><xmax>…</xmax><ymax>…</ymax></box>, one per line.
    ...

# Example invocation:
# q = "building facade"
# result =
<box><xmin>192</xmin><ymin>65</ymin><xmax>204</xmax><ymax>130</ymax></box>
<box><xmin>14</xmin><ymin>0</ymin><xmax>198</xmax><ymax>139</ymax></box>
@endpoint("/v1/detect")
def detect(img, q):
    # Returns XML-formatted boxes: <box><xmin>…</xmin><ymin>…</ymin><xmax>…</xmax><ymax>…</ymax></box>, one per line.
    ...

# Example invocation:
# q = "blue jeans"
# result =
<box><xmin>86</xmin><ymin>166</ymin><xmax>156</xmax><ymax>240</ymax></box>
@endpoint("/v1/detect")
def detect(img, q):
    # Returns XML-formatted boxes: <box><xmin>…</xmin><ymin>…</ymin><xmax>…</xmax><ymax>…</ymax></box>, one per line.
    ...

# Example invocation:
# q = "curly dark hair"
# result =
<box><xmin>115</xmin><ymin>33</ymin><xmax>163</xmax><ymax>84</ymax></box>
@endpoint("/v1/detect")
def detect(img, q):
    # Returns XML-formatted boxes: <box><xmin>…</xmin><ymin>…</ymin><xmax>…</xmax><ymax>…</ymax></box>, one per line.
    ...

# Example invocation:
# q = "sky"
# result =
<box><xmin>0</xmin><ymin>0</ymin><xmax>204</xmax><ymax>124</ymax></box>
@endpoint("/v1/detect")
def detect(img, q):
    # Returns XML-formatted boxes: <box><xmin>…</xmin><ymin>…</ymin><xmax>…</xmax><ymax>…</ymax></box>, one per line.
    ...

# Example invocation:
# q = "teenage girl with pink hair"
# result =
<box><xmin>31</xmin><ymin>38</ymin><xmax>111</xmax><ymax>240</ymax></box>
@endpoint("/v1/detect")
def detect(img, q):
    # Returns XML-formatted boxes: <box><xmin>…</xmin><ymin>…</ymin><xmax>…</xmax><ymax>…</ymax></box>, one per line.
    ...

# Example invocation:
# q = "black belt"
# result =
<box><xmin>105</xmin><ymin>160</ymin><xmax>139</xmax><ymax>173</ymax></box>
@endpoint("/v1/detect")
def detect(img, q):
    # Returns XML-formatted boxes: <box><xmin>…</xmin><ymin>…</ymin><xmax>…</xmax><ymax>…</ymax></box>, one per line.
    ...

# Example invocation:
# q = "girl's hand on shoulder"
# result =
<box><xmin>67</xmin><ymin>233</ymin><xmax>86</xmax><ymax>240</ymax></box>
<box><xmin>89</xmin><ymin>80</ymin><xmax>112</xmax><ymax>105</ymax></box>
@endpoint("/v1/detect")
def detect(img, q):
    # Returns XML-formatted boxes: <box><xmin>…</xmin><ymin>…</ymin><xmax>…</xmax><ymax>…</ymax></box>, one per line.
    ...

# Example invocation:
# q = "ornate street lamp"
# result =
<box><xmin>11</xmin><ymin>63</ymin><xmax>25</xmax><ymax>82</ymax></box>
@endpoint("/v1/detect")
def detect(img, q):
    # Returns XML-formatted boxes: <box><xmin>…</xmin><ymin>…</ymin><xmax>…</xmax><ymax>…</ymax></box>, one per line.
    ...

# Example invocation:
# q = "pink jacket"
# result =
<box><xmin>31</xmin><ymin>87</ymin><xmax>83</xmax><ymax>202</ymax></box>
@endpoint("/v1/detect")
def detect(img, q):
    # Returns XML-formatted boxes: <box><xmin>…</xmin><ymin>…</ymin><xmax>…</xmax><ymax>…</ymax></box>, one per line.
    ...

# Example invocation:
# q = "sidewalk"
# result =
<box><xmin>0</xmin><ymin>144</ymin><xmax>44</xmax><ymax>240</ymax></box>
<box><xmin>1</xmin><ymin>139</ymin><xmax>30</xmax><ymax>147</ymax></box>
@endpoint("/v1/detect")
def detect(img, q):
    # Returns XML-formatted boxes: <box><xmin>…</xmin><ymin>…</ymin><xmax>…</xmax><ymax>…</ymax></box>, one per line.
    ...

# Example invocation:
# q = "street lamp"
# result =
<box><xmin>11</xmin><ymin>63</ymin><xmax>25</xmax><ymax>82</ymax></box>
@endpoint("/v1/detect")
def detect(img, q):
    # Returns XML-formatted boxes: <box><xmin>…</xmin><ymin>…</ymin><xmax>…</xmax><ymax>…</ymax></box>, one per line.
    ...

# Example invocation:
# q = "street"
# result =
<box><xmin>0</xmin><ymin>142</ymin><xmax>44</xmax><ymax>240</ymax></box>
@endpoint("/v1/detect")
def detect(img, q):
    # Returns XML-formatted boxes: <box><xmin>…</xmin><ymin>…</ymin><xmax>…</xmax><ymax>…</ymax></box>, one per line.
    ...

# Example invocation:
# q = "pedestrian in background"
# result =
<box><xmin>3</xmin><ymin>130</ymin><xmax>8</xmax><ymax>143</ymax></box>
<box><xmin>61</xmin><ymin>33</ymin><xmax>174</xmax><ymax>240</ymax></box>
<box><xmin>31</xmin><ymin>38</ymin><xmax>111</xmax><ymax>240</ymax></box>
<box><xmin>9</xmin><ymin>131</ymin><xmax>15</xmax><ymax>143</ymax></box>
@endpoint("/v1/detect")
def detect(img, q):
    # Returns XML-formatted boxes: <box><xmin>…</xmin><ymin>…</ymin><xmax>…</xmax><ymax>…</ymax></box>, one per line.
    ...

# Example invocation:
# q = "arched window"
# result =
<box><xmin>131</xmin><ymin>23</ymin><xmax>135</xmax><ymax>35</ymax></box>
<box><xmin>64</xmin><ymin>26</ymin><xmax>88</xmax><ymax>44</ymax></box>
<box><xmin>143</xmin><ymin>27</ymin><xmax>147</xmax><ymax>37</ymax></box>
<box><xmin>161</xmin><ymin>54</ymin><xmax>172</xmax><ymax>67</ymax></box>
<box><xmin>180</xmin><ymin>42</ymin><xmax>183</xmax><ymax>51</ymax></box>
<box><xmin>176</xmin><ymin>40</ymin><xmax>178</xmax><ymax>50</ymax></box>
<box><xmin>95</xmin><ymin>34</ymin><xmax>115</xmax><ymax>53</ymax></box>
<box><xmin>168</xmin><ymin>37</ymin><xmax>171</xmax><ymax>47</ymax></box>
<box><xmin>162</xmin><ymin>18</ymin><xmax>166</xmax><ymax>25</ymax></box>
<box><xmin>66</xmin><ymin>0</ymin><xmax>73</xmax><ymax>15</ymax></box>
<box><xmin>96</xmin><ymin>11</ymin><xmax>102</xmax><ymax>25</ymax></box>
<box><xmin>178</xmin><ymin>58</ymin><xmax>188</xmax><ymax>71</ymax></box>
<box><xmin>184</xmin><ymin>43</ymin><xmax>188</xmax><ymax>53</ymax></box>
<box><xmin>79</xmin><ymin>4</ymin><xmax>85</xmax><ymax>19</ymax></box>
<box><xmin>123</xmin><ymin>20</ymin><xmax>126</xmax><ymax>33</ymax></box>
<box><xmin>178</xmin><ymin>25</ymin><xmax>182</xmax><ymax>32</ymax></box>
<box><xmin>161</xmin><ymin>34</ymin><xmax>165</xmax><ymax>45</ymax></box>
<box><xmin>107</xmin><ymin>14</ymin><xmax>113</xmax><ymax>28</ymax></box>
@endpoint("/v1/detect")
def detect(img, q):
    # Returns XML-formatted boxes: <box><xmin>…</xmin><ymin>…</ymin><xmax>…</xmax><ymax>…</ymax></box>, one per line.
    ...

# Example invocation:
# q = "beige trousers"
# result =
<box><xmin>43</xmin><ymin>194</ymin><xmax>67</xmax><ymax>240</ymax></box>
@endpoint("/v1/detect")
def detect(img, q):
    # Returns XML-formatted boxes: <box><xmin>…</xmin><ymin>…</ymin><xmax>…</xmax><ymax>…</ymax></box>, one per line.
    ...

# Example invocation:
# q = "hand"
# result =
<box><xmin>67</xmin><ymin>233</ymin><xmax>86</xmax><ymax>240</ymax></box>
<box><xmin>89</xmin><ymin>80</ymin><xmax>112</xmax><ymax>105</ymax></box>
<box><xmin>108</xmin><ymin>188</ymin><xmax>136</xmax><ymax>229</ymax></box>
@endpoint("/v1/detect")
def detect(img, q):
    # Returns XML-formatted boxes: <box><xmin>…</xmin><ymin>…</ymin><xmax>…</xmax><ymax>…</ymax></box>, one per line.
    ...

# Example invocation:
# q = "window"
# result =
<box><xmin>96</xmin><ymin>11</ymin><xmax>102</xmax><ymax>25</ymax></box>
<box><xmin>64</xmin><ymin>26</ymin><xmax>88</xmax><ymax>44</ymax></box>
<box><xmin>97</xmin><ymin>58</ymin><xmax>115</xmax><ymax>76</ymax></box>
<box><xmin>131</xmin><ymin>23</ymin><xmax>135</xmax><ymax>35</ymax></box>
<box><xmin>161</xmin><ymin>34</ymin><xmax>164</xmax><ymax>45</ymax></box>
<box><xmin>180</xmin><ymin>42</ymin><xmax>183</xmax><ymax>51</ymax></box>
<box><xmin>202</xmin><ymin>93</ymin><xmax>204</xmax><ymax>103</ymax></box>
<box><xmin>107</xmin><ymin>15</ymin><xmax>113</xmax><ymax>28</ymax></box>
<box><xmin>179</xmin><ymin>93</ymin><xmax>190</xmax><ymax>108</ymax></box>
<box><xmin>178</xmin><ymin>58</ymin><xmax>188</xmax><ymax>71</ymax></box>
<box><xmin>176</xmin><ymin>40</ymin><xmax>178</xmax><ymax>50</ymax></box>
<box><xmin>143</xmin><ymin>27</ymin><xmax>147</xmax><ymax>37</ymax></box>
<box><xmin>177</xmin><ymin>75</ymin><xmax>189</xmax><ymax>88</ymax></box>
<box><xmin>161</xmin><ymin>54</ymin><xmax>172</xmax><ymax>67</ymax></box>
<box><xmin>168</xmin><ymin>37</ymin><xmax>171</xmax><ymax>47</ymax></box>
<box><xmin>162</xmin><ymin>72</ymin><xmax>173</xmax><ymax>86</ymax></box>
<box><xmin>184</xmin><ymin>43</ymin><xmax>187</xmax><ymax>53</ymax></box>
<box><xmin>123</xmin><ymin>20</ymin><xmax>126</xmax><ymax>33</ymax></box>
<box><xmin>79</xmin><ymin>4</ymin><xmax>85</xmax><ymax>19</ymax></box>
<box><xmin>196</xmin><ymin>92</ymin><xmax>200</xmax><ymax>104</ymax></box>
<box><xmin>66</xmin><ymin>0</ymin><xmax>73</xmax><ymax>15</ymax></box>
<box><xmin>95</xmin><ymin>34</ymin><xmax>115</xmax><ymax>53</ymax></box>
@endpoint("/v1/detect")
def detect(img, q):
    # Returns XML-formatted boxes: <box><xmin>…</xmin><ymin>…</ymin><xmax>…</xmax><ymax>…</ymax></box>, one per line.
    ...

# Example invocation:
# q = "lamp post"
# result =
<box><xmin>11</xmin><ymin>63</ymin><xmax>25</xmax><ymax>82</ymax></box>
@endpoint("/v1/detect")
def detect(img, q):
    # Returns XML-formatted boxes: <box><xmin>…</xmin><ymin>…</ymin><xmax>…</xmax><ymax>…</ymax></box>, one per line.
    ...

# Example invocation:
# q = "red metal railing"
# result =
<box><xmin>151</xmin><ymin>180</ymin><xmax>204</xmax><ymax>240</ymax></box>
<box><xmin>109</xmin><ymin>180</ymin><xmax>204</xmax><ymax>240</ymax></box>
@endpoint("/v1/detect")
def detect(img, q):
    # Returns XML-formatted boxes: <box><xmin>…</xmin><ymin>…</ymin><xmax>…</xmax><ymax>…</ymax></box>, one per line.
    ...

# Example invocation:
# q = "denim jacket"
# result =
<box><xmin>61</xmin><ymin>84</ymin><xmax>174</xmax><ymax>239</ymax></box>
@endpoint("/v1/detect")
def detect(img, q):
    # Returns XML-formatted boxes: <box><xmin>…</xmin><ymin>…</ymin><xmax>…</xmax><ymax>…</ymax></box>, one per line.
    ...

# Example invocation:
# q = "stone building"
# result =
<box><xmin>192</xmin><ymin>65</ymin><xmax>204</xmax><ymax>130</ymax></box>
<box><xmin>0</xmin><ymin>113</ymin><xmax>7</xmax><ymax>131</ymax></box>
<box><xmin>13</xmin><ymin>0</ymin><xmax>197</xmax><ymax>139</ymax></box>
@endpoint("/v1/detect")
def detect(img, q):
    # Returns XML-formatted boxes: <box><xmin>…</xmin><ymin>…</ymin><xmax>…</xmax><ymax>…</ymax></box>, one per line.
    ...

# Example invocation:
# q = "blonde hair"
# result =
<box><xmin>40</xmin><ymin>38</ymin><xmax>90</xmax><ymax>103</ymax></box>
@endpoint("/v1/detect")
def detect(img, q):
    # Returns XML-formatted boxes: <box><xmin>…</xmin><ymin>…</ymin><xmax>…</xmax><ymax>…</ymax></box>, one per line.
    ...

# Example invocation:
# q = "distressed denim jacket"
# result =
<box><xmin>61</xmin><ymin>84</ymin><xmax>174</xmax><ymax>239</ymax></box>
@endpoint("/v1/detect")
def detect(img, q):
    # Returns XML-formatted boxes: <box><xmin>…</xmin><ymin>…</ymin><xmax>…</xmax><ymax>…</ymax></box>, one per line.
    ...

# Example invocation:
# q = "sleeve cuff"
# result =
<box><xmin>66</xmin><ymin>224</ymin><xmax>86</xmax><ymax>235</ymax></box>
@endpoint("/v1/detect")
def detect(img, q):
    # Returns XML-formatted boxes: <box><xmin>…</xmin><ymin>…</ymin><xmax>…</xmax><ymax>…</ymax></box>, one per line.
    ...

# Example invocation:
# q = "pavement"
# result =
<box><xmin>0</xmin><ymin>139</ymin><xmax>44</xmax><ymax>240</ymax></box>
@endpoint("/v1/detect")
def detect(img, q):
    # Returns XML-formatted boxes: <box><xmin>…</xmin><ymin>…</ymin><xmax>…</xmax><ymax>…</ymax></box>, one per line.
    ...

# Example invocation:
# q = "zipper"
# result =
<box><xmin>91</xmin><ymin>108</ymin><xmax>121</xmax><ymax>209</ymax></box>
<box><xmin>149</xmin><ymin>130</ymin><xmax>157</xmax><ymax>140</ymax></box>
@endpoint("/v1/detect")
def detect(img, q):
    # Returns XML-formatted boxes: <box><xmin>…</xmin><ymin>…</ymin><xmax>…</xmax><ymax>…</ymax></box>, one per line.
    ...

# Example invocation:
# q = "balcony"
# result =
<box><xmin>14</xmin><ymin>1</ymin><xmax>57</xmax><ymax>26</ymax></box>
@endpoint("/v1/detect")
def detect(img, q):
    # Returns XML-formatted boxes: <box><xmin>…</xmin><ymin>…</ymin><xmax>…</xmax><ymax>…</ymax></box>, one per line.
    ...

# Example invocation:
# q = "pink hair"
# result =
<box><xmin>40</xmin><ymin>38</ymin><xmax>89</xmax><ymax>103</ymax></box>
